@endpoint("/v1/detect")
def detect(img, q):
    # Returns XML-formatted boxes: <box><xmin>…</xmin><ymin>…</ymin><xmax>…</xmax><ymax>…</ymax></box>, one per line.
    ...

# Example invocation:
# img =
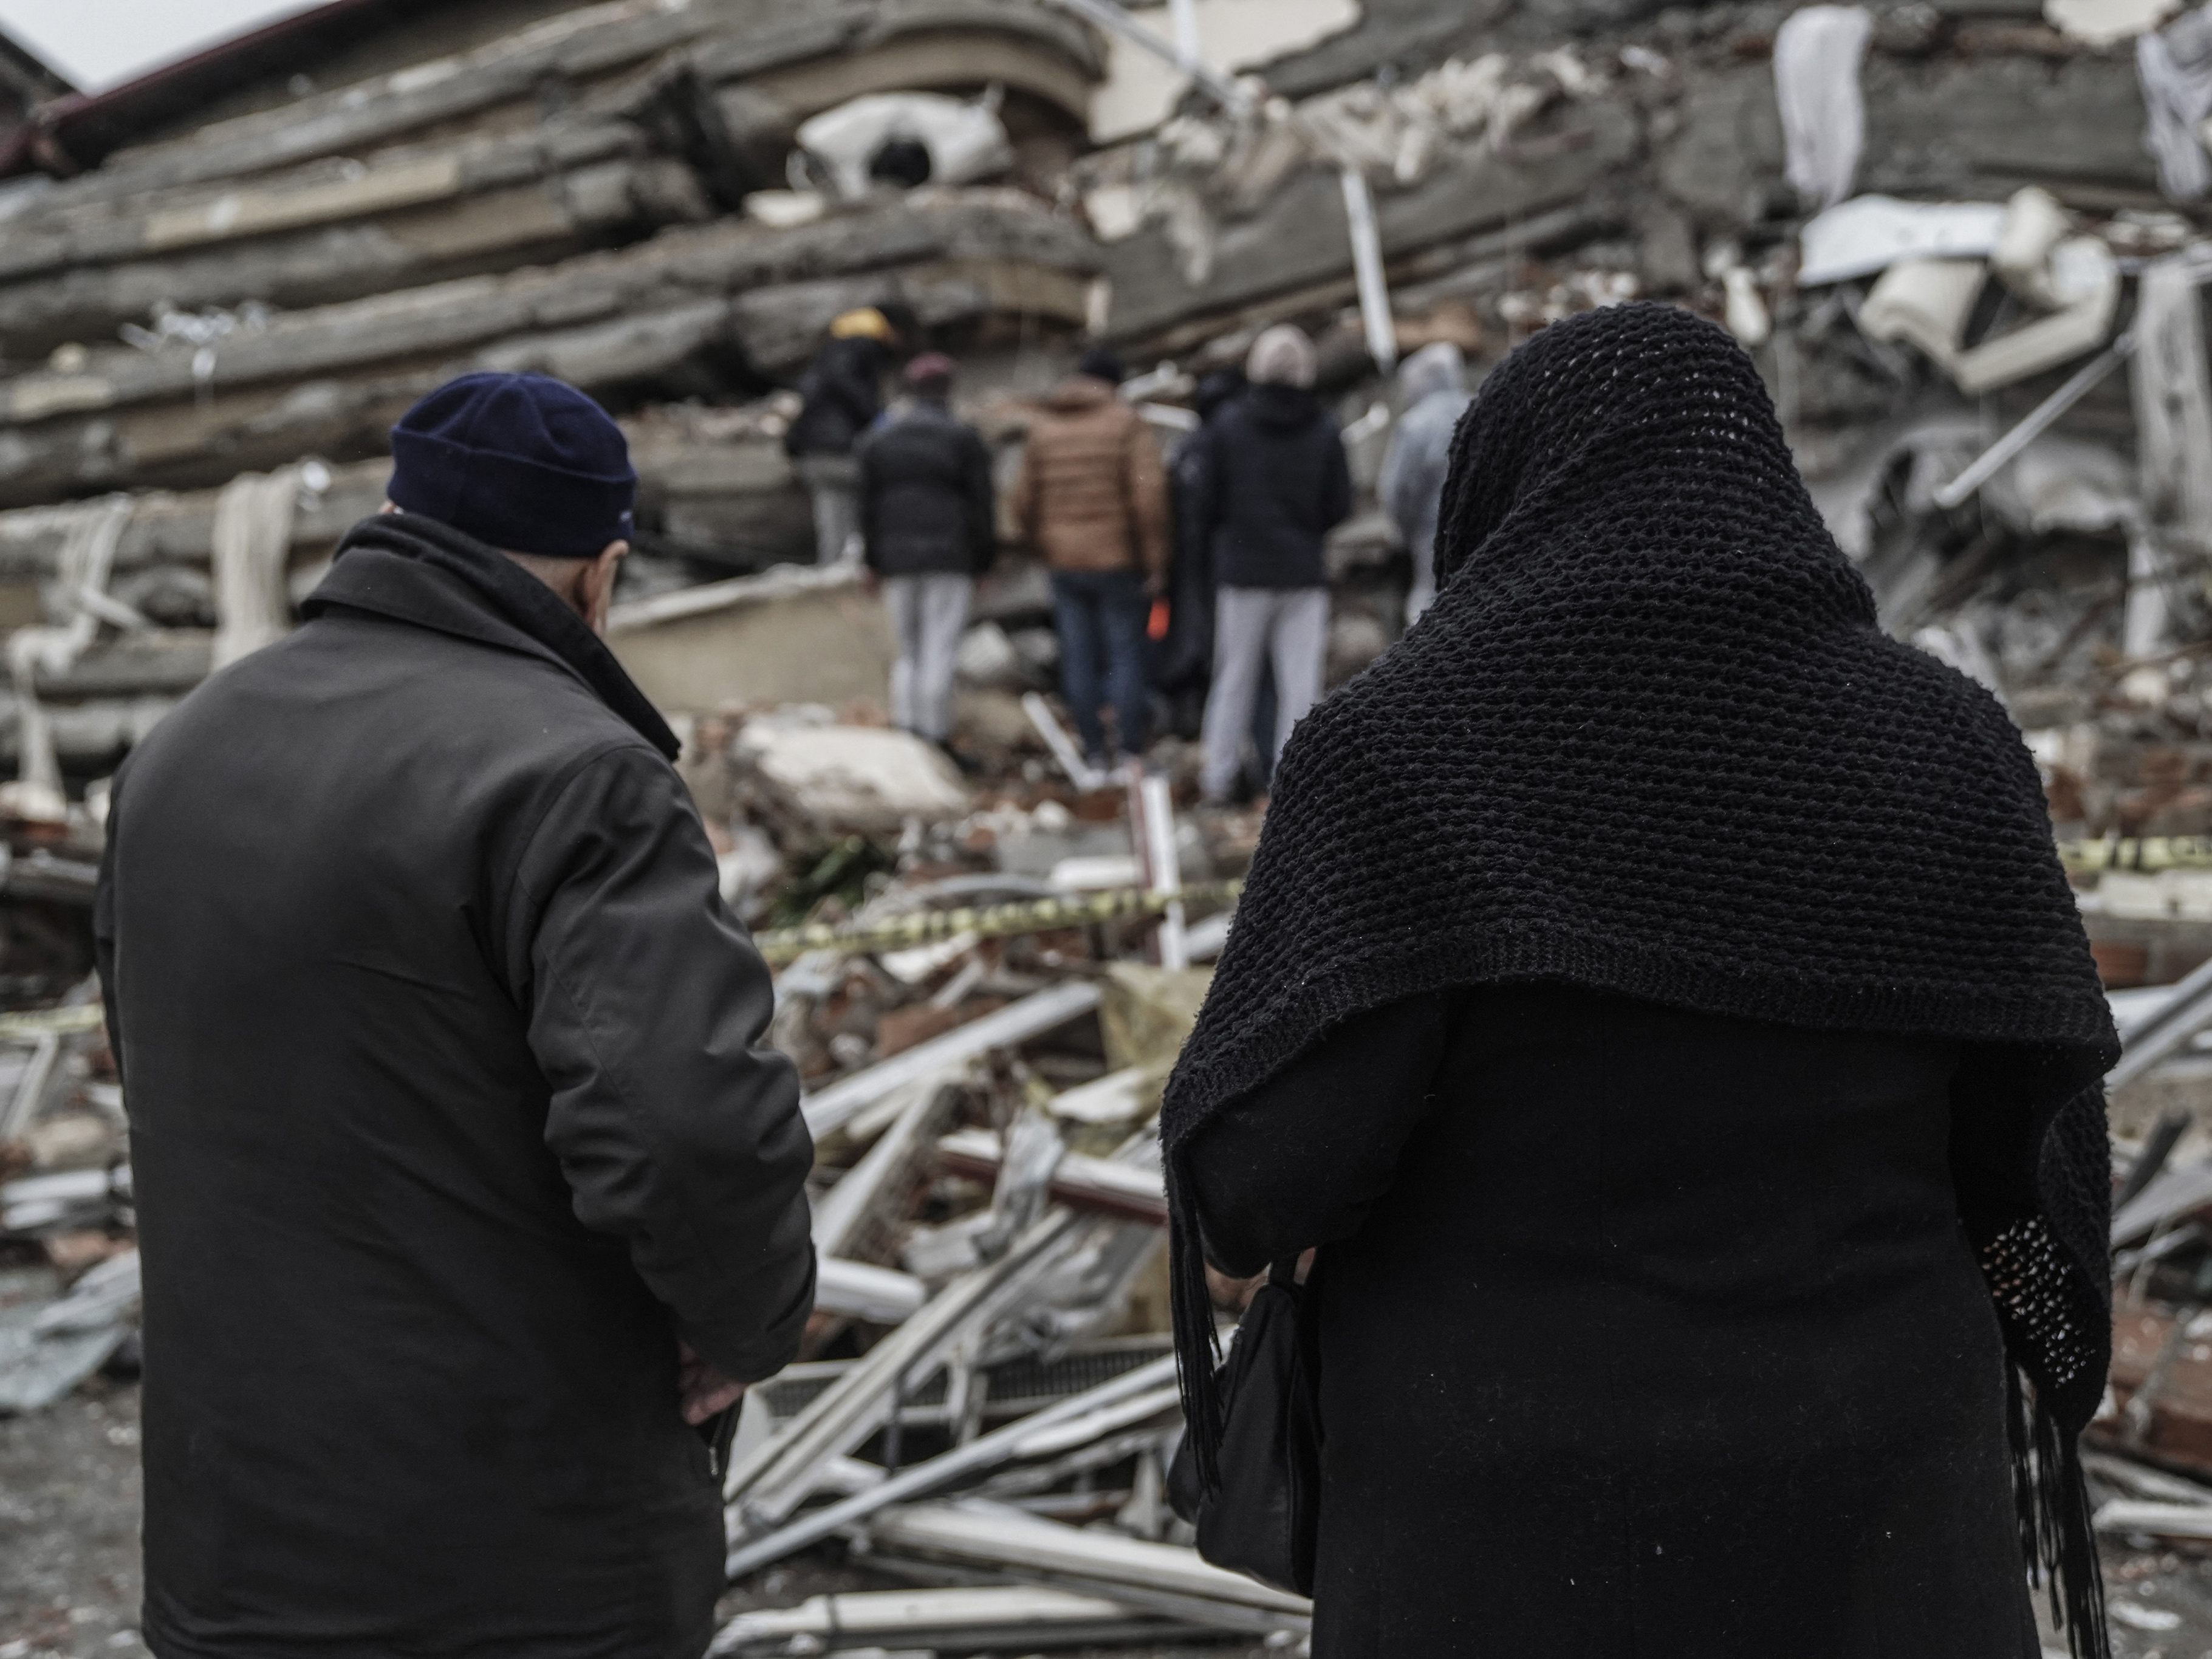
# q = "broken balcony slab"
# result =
<box><xmin>606</xmin><ymin>564</ymin><xmax>897</xmax><ymax>717</ymax></box>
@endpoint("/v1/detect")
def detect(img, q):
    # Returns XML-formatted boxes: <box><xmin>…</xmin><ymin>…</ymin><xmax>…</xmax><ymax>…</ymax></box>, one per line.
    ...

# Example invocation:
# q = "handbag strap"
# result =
<box><xmin>1269</xmin><ymin>1256</ymin><xmax>1301</xmax><ymax>1290</ymax></box>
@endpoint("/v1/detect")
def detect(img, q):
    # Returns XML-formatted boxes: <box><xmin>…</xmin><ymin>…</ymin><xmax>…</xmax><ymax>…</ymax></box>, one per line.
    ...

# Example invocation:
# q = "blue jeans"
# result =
<box><xmin>1052</xmin><ymin>569</ymin><xmax>1150</xmax><ymax>761</ymax></box>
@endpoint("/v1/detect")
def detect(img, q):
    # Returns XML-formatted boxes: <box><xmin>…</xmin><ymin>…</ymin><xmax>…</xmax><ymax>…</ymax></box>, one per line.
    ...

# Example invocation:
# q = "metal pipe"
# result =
<box><xmin>724</xmin><ymin>1355</ymin><xmax>1179</xmax><ymax>1579</ymax></box>
<box><xmin>1930</xmin><ymin>332</ymin><xmax>2137</xmax><ymax>511</ymax></box>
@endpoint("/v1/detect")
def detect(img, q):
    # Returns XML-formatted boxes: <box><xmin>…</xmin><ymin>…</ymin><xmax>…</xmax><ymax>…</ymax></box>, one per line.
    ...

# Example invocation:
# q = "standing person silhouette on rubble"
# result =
<box><xmin>858</xmin><ymin>351</ymin><xmax>996</xmax><ymax>761</ymax></box>
<box><xmin>786</xmin><ymin>304</ymin><xmax>907</xmax><ymax>563</ymax></box>
<box><xmin>1192</xmin><ymin>325</ymin><xmax>1352</xmax><ymax>806</ymax></box>
<box><xmin>1379</xmin><ymin>340</ymin><xmax>1474</xmax><ymax>628</ymax></box>
<box><xmin>1013</xmin><ymin>344</ymin><xmax>1170</xmax><ymax>775</ymax></box>
<box><xmin>1163</xmin><ymin>306</ymin><xmax>2120</xmax><ymax>1658</ymax></box>
<box><xmin>97</xmin><ymin>372</ymin><xmax>816</xmax><ymax>1659</ymax></box>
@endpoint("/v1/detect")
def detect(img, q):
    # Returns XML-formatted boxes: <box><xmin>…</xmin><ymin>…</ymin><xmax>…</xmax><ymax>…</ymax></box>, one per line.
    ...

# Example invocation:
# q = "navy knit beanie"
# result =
<box><xmin>388</xmin><ymin>372</ymin><xmax>636</xmax><ymax>557</ymax></box>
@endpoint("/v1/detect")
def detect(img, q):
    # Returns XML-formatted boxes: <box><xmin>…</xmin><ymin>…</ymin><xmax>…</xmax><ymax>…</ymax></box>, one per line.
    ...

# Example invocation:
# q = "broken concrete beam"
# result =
<box><xmin>862</xmin><ymin>1502</ymin><xmax>1312</xmax><ymax>1633</ymax></box>
<box><xmin>36</xmin><ymin>0</ymin><xmax>1097</xmax><ymax>228</ymax></box>
<box><xmin>2104</xmin><ymin>1302</ymin><xmax>2212</xmax><ymax>1478</ymax></box>
<box><xmin>0</xmin><ymin>463</ymin><xmax>383</xmax><ymax>580</ymax></box>
<box><xmin>691</xmin><ymin>0</ymin><xmax>1102</xmax><ymax>166</ymax></box>
<box><xmin>736</xmin><ymin>717</ymin><xmax>974</xmax><ymax>835</ymax></box>
<box><xmin>0</xmin><ymin>428</ymin><xmax>802</xmax><ymax>580</ymax></box>
<box><xmin>606</xmin><ymin>563</ymin><xmax>897</xmax><ymax>717</ymax></box>
<box><xmin>0</xmin><ymin>194</ymin><xmax>1098</xmax><ymax>428</ymax></box>
<box><xmin>0</xmin><ymin>119</ymin><xmax>648</xmax><ymax>284</ymax></box>
<box><xmin>937</xmin><ymin>1129</ymin><xmax>1169</xmax><ymax>1225</ymax></box>
<box><xmin>0</xmin><ymin>143</ymin><xmax>711</xmax><ymax>360</ymax></box>
<box><xmin>722</xmin><ymin>1353</ymin><xmax>1179</xmax><ymax>1580</ymax></box>
<box><xmin>1662</xmin><ymin>56</ymin><xmax>2157</xmax><ymax>230</ymax></box>
<box><xmin>0</xmin><ymin>696</ymin><xmax>178</xmax><ymax>771</ymax></box>
<box><xmin>29</xmin><ymin>632</ymin><xmax>213</xmax><ymax>699</ymax></box>
<box><xmin>1101</xmin><ymin>101</ymin><xmax>1637</xmax><ymax>344</ymax></box>
<box><xmin>35</xmin><ymin>0</ymin><xmax>776</xmax><ymax>215</ymax></box>
<box><xmin>0</xmin><ymin>200</ymin><xmax>1097</xmax><ymax>504</ymax></box>
<box><xmin>709</xmin><ymin>1585</ymin><xmax>1189</xmax><ymax>1657</ymax></box>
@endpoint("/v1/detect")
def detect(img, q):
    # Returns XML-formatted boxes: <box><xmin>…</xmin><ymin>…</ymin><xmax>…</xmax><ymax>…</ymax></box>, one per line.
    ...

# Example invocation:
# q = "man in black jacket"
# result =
<box><xmin>857</xmin><ymin>352</ymin><xmax>995</xmax><ymax>748</ymax></box>
<box><xmin>1193</xmin><ymin>326</ymin><xmax>1352</xmax><ymax>803</ymax></box>
<box><xmin>785</xmin><ymin>306</ymin><xmax>899</xmax><ymax>563</ymax></box>
<box><xmin>95</xmin><ymin>372</ymin><xmax>817</xmax><ymax>1659</ymax></box>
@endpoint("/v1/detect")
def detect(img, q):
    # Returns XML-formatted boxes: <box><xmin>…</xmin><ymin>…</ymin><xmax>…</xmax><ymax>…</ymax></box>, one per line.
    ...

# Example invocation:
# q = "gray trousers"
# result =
<box><xmin>1201</xmin><ymin>585</ymin><xmax>1328</xmax><ymax>801</ymax></box>
<box><xmin>794</xmin><ymin>454</ymin><xmax>861</xmax><ymax>565</ymax></box>
<box><xmin>883</xmin><ymin>572</ymin><xmax>972</xmax><ymax>743</ymax></box>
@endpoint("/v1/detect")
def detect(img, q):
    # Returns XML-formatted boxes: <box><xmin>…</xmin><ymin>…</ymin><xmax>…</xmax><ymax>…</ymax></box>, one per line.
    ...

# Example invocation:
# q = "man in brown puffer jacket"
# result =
<box><xmin>1013</xmin><ymin>346</ymin><xmax>1169</xmax><ymax>768</ymax></box>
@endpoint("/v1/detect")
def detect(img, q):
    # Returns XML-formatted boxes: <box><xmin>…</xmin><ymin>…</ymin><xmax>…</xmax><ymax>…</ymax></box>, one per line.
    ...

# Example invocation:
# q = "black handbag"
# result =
<box><xmin>1166</xmin><ymin>1256</ymin><xmax>1322</xmax><ymax>1596</ymax></box>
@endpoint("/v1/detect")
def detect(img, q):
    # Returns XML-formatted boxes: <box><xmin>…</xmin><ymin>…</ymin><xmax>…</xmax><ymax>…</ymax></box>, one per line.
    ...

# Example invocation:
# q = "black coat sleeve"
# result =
<box><xmin>1317</xmin><ymin>417</ymin><xmax>1355</xmax><ymax>535</ymax></box>
<box><xmin>512</xmin><ymin>745</ymin><xmax>817</xmax><ymax>1382</ymax></box>
<box><xmin>964</xmin><ymin>425</ymin><xmax>999</xmax><ymax>575</ymax></box>
<box><xmin>1181</xmin><ymin>989</ymin><xmax>1459</xmax><ymax>1277</ymax></box>
<box><xmin>93</xmin><ymin>777</ymin><xmax>125</xmax><ymax>1090</ymax></box>
<box><xmin>855</xmin><ymin>430</ymin><xmax>885</xmax><ymax>574</ymax></box>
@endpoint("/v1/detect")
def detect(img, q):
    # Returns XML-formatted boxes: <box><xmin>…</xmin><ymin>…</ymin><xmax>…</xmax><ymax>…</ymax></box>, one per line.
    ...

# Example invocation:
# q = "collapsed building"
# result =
<box><xmin>18</xmin><ymin>0</ymin><xmax>2212</xmax><ymax>1648</ymax></box>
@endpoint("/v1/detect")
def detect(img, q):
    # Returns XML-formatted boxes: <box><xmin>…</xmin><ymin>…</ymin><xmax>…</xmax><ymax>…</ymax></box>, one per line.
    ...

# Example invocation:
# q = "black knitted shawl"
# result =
<box><xmin>1162</xmin><ymin>304</ymin><xmax>2118</xmax><ymax>1654</ymax></box>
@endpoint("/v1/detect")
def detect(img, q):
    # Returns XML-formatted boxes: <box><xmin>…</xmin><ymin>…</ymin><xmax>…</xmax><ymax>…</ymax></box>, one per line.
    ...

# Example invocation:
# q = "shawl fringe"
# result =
<box><xmin>2008</xmin><ymin>1362</ymin><xmax>2109</xmax><ymax>1659</ymax></box>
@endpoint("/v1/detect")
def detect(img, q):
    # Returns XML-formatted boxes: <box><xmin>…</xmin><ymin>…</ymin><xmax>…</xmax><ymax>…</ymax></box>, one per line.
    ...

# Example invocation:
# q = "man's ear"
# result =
<box><xmin>580</xmin><ymin>539</ymin><xmax>628</xmax><ymax>634</ymax></box>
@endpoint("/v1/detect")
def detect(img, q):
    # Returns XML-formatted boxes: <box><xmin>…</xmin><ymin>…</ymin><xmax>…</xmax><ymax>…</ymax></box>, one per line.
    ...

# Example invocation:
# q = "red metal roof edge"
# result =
<box><xmin>3</xmin><ymin>0</ymin><xmax>399</xmax><ymax>179</ymax></box>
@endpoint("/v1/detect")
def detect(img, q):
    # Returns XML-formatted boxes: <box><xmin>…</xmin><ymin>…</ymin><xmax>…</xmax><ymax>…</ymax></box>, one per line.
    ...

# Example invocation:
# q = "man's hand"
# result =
<box><xmin>677</xmin><ymin>1341</ymin><xmax>746</xmax><ymax>1426</ymax></box>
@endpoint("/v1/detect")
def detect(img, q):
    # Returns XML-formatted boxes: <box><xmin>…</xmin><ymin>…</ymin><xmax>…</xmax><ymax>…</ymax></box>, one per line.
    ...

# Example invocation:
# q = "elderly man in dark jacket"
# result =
<box><xmin>1193</xmin><ymin>325</ymin><xmax>1352</xmax><ymax>802</ymax></box>
<box><xmin>858</xmin><ymin>352</ymin><xmax>995</xmax><ymax>749</ymax></box>
<box><xmin>95</xmin><ymin>372</ymin><xmax>817</xmax><ymax>1659</ymax></box>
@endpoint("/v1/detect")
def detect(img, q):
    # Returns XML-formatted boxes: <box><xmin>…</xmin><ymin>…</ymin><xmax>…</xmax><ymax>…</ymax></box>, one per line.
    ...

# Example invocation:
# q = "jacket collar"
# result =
<box><xmin>303</xmin><ymin>511</ymin><xmax>679</xmax><ymax>761</ymax></box>
<box><xmin>1044</xmin><ymin>375</ymin><xmax>1114</xmax><ymax>412</ymax></box>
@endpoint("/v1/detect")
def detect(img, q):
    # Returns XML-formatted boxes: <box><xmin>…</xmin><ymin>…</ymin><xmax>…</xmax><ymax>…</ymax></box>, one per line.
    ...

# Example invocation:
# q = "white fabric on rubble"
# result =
<box><xmin>210</xmin><ymin>467</ymin><xmax>300</xmax><ymax>670</ymax></box>
<box><xmin>1797</xmin><ymin>196</ymin><xmax>2008</xmax><ymax>286</ymax></box>
<box><xmin>797</xmin><ymin>93</ymin><xmax>1012</xmax><ymax>200</ymax></box>
<box><xmin>1773</xmin><ymin>5</ymin><xmax>1873</xmax><ymax>211</ymax></box>
<box><xmin>7</xmin><ymin>495</ymin><xmax>133</xmax><ymax>806</ymax></box>
<box><xmin>2138</xmin><ymin>4</ymin><xmax>2212</xmax><ymax>200</ymax></box>
<box><xmin>2048</xmin><ymin>0</ymin><xmax>2181</xmax><ymax>44</ymax></box>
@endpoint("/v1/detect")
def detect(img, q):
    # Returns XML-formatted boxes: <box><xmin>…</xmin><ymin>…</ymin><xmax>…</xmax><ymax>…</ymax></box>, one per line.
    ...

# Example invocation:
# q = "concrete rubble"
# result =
<box><xmin>15</xmin><ymin>0</ymin><xmax>2212</xmax><ymax>1648</ymax></box>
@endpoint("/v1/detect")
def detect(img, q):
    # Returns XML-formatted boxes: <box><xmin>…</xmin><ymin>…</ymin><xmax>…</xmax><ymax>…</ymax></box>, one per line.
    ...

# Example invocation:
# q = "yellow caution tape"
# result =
<box><xmin>0</xmin><ymin>1002</ymin><xmax>104</xmax><ymax>1042</ymax></box>
<box><xmin>756</xmin><ymin>880</ymin><xmax>1244</xmax><ymax>966</ymax></box>
<box><xmin>2059</xmin><ymin>837</ymin><xmax>2212</xmax><ymax>875</ymax></box>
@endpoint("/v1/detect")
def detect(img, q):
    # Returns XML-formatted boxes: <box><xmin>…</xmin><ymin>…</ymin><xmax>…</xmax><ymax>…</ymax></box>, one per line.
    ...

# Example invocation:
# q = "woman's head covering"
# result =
<box><xmin>1246</xmin><ymin>324</ymin><xmax>1317</xmax><ymax>388</ymax></box>
<box><xmin>1394</xmin><ymin>340</ymin><xmax>1465</xmax><ymax>406</ymax></box>
<box><xmin>1163</xmin><ymin>303</ymin><xmax>2116</xmax><ymax>1657</ymax></box>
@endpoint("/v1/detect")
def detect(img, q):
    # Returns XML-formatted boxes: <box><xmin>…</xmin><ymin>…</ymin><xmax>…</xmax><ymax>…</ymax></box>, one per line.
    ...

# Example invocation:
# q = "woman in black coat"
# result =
<box><xmin>1162</xmin><ymin>304</ymin><xmax>2118</xmax><ymax>1659</ymax></box>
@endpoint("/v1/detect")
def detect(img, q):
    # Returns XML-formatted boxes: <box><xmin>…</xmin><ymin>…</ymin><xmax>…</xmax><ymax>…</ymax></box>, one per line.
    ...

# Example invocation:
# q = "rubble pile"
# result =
<box><xmin>16</xmin><ymin>0</ymin><xmax>2212</xmax><ymax>1643</ymax></box>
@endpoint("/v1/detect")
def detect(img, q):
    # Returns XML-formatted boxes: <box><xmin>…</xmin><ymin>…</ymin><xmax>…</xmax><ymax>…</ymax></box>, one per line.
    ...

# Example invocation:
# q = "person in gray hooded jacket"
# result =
<box><xmin>1378</xmin><ymin>341</ymin><xmax>1473</xmax><ymax>626</ymax></box>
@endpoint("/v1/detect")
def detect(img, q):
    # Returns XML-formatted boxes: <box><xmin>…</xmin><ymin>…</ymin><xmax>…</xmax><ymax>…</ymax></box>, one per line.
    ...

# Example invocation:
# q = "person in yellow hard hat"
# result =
<box><xmin>784</xmin><ymin>306</ymin><xmax>908</xmax><ymax>564</ymax></box>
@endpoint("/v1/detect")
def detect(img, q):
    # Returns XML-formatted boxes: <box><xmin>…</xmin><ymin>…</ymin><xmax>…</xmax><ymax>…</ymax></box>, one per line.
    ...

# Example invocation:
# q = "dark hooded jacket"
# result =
<box><xmin>1194</xmin><ymin>383</ymin><xmax>1353</xmax><ymax>590</ymax></box>
<box><xmin>857</xmin><ymin>398</ymin><xmax>998</xmax><ymax>578</ymax></box>
<box><xmin>784</xmin><ymin>335</ymin><xmax>888</xmax><ymax>457</ymax></box>
<box><xmin>96</xmin><ymin>511</ymin><xmax>817</xmax><ymax>1659</ymax></box>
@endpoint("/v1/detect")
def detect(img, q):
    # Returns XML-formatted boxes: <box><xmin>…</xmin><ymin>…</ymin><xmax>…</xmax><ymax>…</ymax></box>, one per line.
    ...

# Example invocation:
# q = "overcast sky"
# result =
<box><xmin>0</xmin><ymin>0</ymin><xmax>309</xmax><ymax>92</ymax></box>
